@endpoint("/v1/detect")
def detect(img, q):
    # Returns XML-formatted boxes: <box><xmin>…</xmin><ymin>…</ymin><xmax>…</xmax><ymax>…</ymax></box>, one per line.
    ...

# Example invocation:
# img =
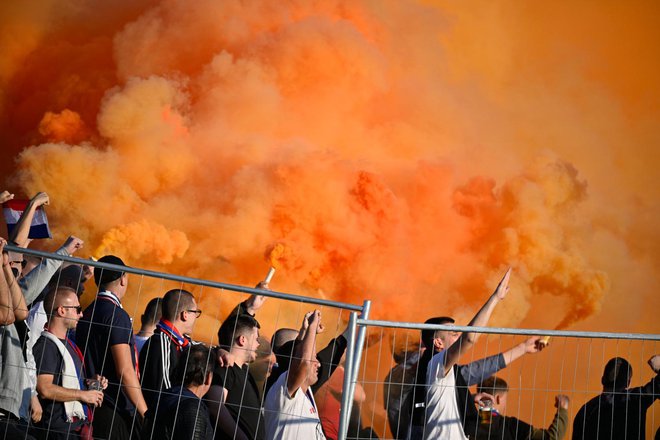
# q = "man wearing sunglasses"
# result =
<box><xmin>31</xmin><ymin>286</ymin><xmax>108</xmax><ymax>439</ymax></box>
<box><xmin>139</xmin><ymin>289</ymin><xmax>202</xmax><ymax>411</ymax></box>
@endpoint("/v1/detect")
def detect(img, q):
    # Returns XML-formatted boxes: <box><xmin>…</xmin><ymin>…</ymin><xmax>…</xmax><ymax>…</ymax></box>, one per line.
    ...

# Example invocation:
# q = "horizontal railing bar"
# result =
<box><xmin>356</xmin><ymin>319</ymin><xmax>660</xmax><ymax>341</ymax></box>
<box><xmin>6</xmin><ymin>244</ymin><xmax>364</xmax><ymax>312</ymax></box>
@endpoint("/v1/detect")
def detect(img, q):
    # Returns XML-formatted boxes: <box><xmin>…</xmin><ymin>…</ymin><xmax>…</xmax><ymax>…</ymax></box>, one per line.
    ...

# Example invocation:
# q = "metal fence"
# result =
<box><xmin>339</xmin><ymin>317</ymin><xmax>660</xmax><ymax>440</ymax></box>
<box><xmin>1</xmin><ymin>245</ymin><xmax>370</xmax><ymax>440</ymax></box>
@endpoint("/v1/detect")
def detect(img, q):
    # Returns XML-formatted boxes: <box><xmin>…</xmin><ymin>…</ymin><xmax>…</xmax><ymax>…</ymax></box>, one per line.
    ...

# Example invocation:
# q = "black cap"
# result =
<box><xmin>94</xmin><ymin>255</ymin><xmax>126</xmax><ymax>287</ymax></box>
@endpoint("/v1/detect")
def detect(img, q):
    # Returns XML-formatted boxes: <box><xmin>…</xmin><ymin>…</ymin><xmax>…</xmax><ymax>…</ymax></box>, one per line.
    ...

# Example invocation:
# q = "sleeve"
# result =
<box><xmin>312</xmin><ymin>335</ymin><xmax>348</xmax><ymax>393</ymax></box>
<box><xmin>458</xmin><ymin>353</ymin><xmax>507</xmax><ymax>386</ymax></box>
<box><xmin>19</xmin><ymin>247</ymin><xmax>68</xmax><ymax>305</ymax></box>
<box><xmin>225</xmin><ymin>301</ymin><xmax>253</xmax><ymax>321</ymax></box>
<box><xmin>140</xmin><ymin>334</ymin><xmax>166</xmax><ymax>395</ymax></box>
<box><xmin>211</xmin><ymin>366</ymin><xmax>235</xmax><ymax>391</ymax></box>
<box><xmin>33</xmin><ymin>338</ymin><xmax>61</xmax><ymax>377</ymax></box>
<box><xmin>108</xmin><ymin>309</ymin><xmax>134</xmax><ymax>346</ymax></box>
<box><xmin>637</xmin><ymin>373</ymin><xmax>660</xmax><ymax>407</ymax></box>
<box><xmin>530</xmin><ymin>407</ymin><xmax>569</xmax><ymax>440</ymax></box>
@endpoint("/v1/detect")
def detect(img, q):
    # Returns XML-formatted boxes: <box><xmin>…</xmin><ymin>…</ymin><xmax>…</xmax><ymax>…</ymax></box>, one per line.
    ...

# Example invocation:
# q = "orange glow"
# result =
<box><xmin>1</xmin><ymin>1</ymin><xmax>658</xmax><ymax>434</ymax></box>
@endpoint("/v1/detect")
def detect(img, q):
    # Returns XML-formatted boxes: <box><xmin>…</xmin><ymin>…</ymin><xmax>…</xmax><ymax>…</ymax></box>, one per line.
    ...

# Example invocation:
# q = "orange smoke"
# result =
<box><xmin>1</xmin><ymin>0</ymin><xmax>658</xmax><ymax>337</ymax></box>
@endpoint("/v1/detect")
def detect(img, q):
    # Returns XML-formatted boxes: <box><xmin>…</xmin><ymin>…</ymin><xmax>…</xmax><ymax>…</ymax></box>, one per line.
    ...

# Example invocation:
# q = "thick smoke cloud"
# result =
<box><xmin>1</xmin><ymin>0</ymin><xmax>658</xmax><ymax>337</ymax></box>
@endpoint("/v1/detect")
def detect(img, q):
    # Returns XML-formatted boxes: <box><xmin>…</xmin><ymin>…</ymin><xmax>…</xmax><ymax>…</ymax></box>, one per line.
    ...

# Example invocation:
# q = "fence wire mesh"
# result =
<box><xmin>1</xmin><ymin>246</ymin><xmax>367</xmax><ymax>440</ymax></box>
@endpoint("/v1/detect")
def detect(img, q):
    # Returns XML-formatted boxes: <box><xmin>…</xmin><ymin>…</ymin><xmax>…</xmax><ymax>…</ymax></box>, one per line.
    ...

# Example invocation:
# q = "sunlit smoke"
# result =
<box><xmin>2</xmin><ymin>0</ymin><xmax>658</xmax><ymax>340</ymax></box>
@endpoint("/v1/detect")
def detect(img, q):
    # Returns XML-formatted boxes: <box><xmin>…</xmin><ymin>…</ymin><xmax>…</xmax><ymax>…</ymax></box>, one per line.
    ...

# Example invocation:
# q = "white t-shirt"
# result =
<box><xmin>424</xmin><ymin>350</ymin><xmax>468</xmax><ymax>440</ymax></box>
<box><xmin>264</xmin><ymin>371</ymin><xmax>326</xmax><ymax>440</ymax></box>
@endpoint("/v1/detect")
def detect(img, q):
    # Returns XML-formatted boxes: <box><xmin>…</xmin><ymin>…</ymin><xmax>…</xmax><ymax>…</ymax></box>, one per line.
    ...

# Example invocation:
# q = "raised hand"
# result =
<box><xmin>495</xmin><ymin>267</ymin><xmax>512</xmax><ymax>300</ymax></box>
<box><xmin>62</xmin><ymin>236</ymin><xmax>84</xmax><ymax>255</ymax></box>
<box><xmin>648</xmin><ymin>354</ymin><xmax>660</xmax><ymax>373</ymax></box>
<box><xmin>523</xmin><ymin>336</ymin><xmax>542</xmax><ymax>354</ymax></box>
<box><xmin>31</xmin><ymin>192</ymin><xmax>50</xmax><ymax>207</ymax></box>
<box><xmin>0</xmin><ymin>191</ymin><xmax>14</xmax><ymax>204</ymax></box>
<box><xmin>555</xmin><ymin>395</ymin><xmax>570</xmax><ymax>410</ymax></box>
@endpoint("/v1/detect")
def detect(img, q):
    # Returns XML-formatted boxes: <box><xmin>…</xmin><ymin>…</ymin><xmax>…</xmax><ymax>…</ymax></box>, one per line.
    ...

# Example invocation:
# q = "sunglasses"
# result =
<box><xmin>61</xmin><ymin>305</ymin><xmax>83</xmax><ymax>314</ymax></box>
<box><xmin>186</xmin><ymin>309</ymin><xmax>202</xmax><ymax>318</ymax></box>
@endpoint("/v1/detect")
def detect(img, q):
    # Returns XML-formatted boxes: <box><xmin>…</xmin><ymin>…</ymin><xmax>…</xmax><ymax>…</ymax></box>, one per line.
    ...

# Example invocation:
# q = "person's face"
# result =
<box><xmin>435</xmin><ymin>327</ymin><xmax>460</xmax><ymax>351</ymax></box>
<box><xmin>245</xmin><ymin>327</ymin><xmax>260</xmax><ymax>363</ymax></box>
<box><xmin>308</xmin><ymin>359</ymin><xmax>320</xmax><ymax>386</ymax></box>
<box><xmin>59</xmin><ymin>294</ymin><xmax>83</xmax><ymax>329</ymax></box>
<box><xmin>182</xmin><ymin>299</ymin><xmax>201</xmax><ymax>334</ymax></box>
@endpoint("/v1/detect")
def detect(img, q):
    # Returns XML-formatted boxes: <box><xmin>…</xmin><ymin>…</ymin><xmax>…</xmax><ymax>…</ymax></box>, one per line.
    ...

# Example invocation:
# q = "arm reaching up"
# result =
<box><xmin>287</xmin><ymin>310</ymin><xmax>321</xmax><ymax>396</ymax></box>
<box><xmin>502</xmin><ymin>336</ymin><xmax>543</xmax><ymax>366</ymax></box>
<box><xmin>441</xmin><ymin>268</ymin><xmax>511</xmax><ymax>376</ymax></box>
<box><xmin>0</xmin><ymin>239</ymin><xmax>16</xmax><ymax>324</ymax></box>
<box><xmin>9</xmin><ymin>192</ymin><xmax>49</xmax><ymax>248</ymax></box>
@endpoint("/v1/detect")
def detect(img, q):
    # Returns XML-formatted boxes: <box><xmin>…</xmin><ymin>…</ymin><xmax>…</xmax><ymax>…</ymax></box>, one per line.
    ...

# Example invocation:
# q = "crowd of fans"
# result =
<box><xmin>0</xmin><ymin>190</ymin><xmax>658</xmax><ymax>440</ymax></box>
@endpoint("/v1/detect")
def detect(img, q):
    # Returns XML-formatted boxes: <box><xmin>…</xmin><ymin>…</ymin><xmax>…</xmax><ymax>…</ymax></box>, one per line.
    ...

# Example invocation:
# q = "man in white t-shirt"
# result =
<box><xmin>423</xmin><ymin>269</ymin><xmax>544</xmax><ymax>440</ymax></box>
<box><xmin>264</xmin><ymin>310</ymin><xmax>326</xmax><ymax>440</ymax></box>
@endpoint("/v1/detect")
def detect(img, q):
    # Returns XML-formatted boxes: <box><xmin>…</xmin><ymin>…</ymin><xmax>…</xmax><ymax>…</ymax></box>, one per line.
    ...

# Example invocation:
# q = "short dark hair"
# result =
<box><xmin>421</xmin><ymin>316</ymin><xmax>455</xmax><ymax>349</ymax></box>
<box><xmin>49</xmin><ymin>265</ymin><xmax>85</xmax><ymax>296</ymax></box>
<box><xmin>173</xmin><ymin>344</ymin><xmax>214</xmax><ymax>387</ymax></box>
<box><xmin>94</xmin><ymin>255</ymin><xmax>126</xmax><ymax>288</ymax></box>
<box><xmin>141</xmin><ymin>297</ymin><xmax>163</xmax><ymax>326</ymax></box>
<box><xmin>602</xmin><ymin>357</ymin><xmax>632</xmax><ymax>390</ymax></box>
<box><xmin>162</xmin><ymin>289</ymin><xmax>194</xmax><ymax>321</ymax></box>
<box><xmin>43</xmin><ymin>286</ymin><xmax>78</xmax><ymax>319</ymax></box>
<box><xmin>478</xmin><ymin>376</ymin><xmax>509</xmax><ymax>396</ymax></box>
<box><xmin>217</xmin><ymin>314</ymin><xmax>261</xmax><ymax>348</ymax></box>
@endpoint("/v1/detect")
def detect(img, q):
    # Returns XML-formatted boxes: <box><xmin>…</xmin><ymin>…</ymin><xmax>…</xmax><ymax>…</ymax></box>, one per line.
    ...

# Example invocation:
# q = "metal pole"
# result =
<box><xmin>355</xmin><ymin>318</ymin><xmax>660</xmax><ymax>341</ymax></box>
<box><xmin>345</xmin><ymin>299</ymin><xmax>370</xmax><ymax>420</ymax></box>
<box><xmin>338</xmin><ymin>311</ymin><xmax>357</xmax><ymax>440</ymax></box>
<box><xmin>4</xmin><ymin>244</ymin><xmax>364</xmax><ymax>311</ymax></box>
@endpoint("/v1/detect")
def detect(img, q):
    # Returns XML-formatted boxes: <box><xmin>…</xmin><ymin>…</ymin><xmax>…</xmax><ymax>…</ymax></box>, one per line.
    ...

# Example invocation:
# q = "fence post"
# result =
<box><xmin>338</xmin><ymin>311</ymin><xmax>358</xmax><ymax>440</ymax></box>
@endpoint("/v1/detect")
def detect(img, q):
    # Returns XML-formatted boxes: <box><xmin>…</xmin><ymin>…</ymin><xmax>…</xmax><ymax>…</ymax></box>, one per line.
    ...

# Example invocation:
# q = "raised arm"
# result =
<box><xmin>243</xmin><ymin>281</ymin><xmax>269</xmax><ymax>315</ymax></box>
<box><xmin>9</xmin><ymin>192</ymin><xmax>49</xmax><ymax>248</ymax></box>
<box><xmin>501</xmin><ymin>336</ymin><xmax>543</xmax><ymax>366</ymax></box>
<box><xmin>0</xmin><ymin>240</ymin><xmax>16</xmax><ymax>324</ymax></box>
<box><xmin>530</xmin><ymin>395</ymin><xmax>569</xmax><ymax>440</ymax></box>
<box><xmin>287</xmin><ymin>310</ymin><xmax>321</xmax><ymax>396</ymax></box>
<box><xmin>442</xmin><ymin>268</ymin><xmax>510</xmax><ymax>375</ymax></box>
<box><xmin>18</xmin><ymin>235</ymin><xmax>83</xmax><ymax>305</ymax></box>
<box><xmin>111</xmin><ymin>343</ymin><xmax>148</xmax><ymax>417</ymax></box>
<box><xmin>3</xmin><ymin>252</ymin><xmax>28</xmax><ymax>320</ymax></box>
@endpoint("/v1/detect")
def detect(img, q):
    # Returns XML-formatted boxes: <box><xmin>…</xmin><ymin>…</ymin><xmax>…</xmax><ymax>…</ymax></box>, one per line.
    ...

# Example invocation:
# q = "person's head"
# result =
<box><xmin>173</xmin><ymin>344</ymin><xmax>214</xmax><ymax>395</ymax></box>
<box><xmin>42</xmin><ymin>286</ymin><xmax>83</xmax><ymax>330</ymax></box>
<box><xmin>217</xmin><ymin>314</ymin><xmax>261</xmax><ymax>364</ymax></box>
<box><xmin>48</xmin><ymin>265</ymin><xmax>86</xmax><ymax>297</ymax></box>
<box><xmin>422</xmin><ymin>316</ymin><xmax>458</xmax><ymax>352</ymax></box>
<box><xmin>140</xmin><ymin>297</ymin><xmax>163</xmax><ymax>330</ymax></box>
<box><xmin>478</xmin><ymin>376</ymin><xmax>509</xmax><ymax>413</ymax></box>
<box><xmin>271</xmin><ymin>328</ymin><xmax>299</xmax><ymax>352</ymax></box>
<box><xmin>601</xmin><ymin>357</ymin><xmax>632</xmax><ymax>391</ymax></box>
<box><xmin>162</xmin><ymin>289</ymin><xmax>199</xmax><ymax>334</ymax></box>
<box><xmin>94</xmin><ymin>255</ymin><xmax>128</xmax><ymax>297</ymax></box>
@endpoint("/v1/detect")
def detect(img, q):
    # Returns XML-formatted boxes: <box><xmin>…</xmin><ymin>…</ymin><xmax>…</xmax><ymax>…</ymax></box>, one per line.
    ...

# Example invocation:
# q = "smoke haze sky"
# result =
<box><xmin>1</xmin><ymin>0</ymin><xmax>658</xmax><ymax>336</ymax></box>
